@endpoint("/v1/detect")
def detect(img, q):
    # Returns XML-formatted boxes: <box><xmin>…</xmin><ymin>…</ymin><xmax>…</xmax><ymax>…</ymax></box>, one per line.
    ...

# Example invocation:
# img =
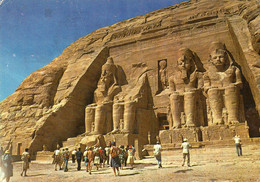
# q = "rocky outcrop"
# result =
<box><xmin>1</xmin><ymin>0</ymin><xmax>259</xmax><ymax>154</ymax></box>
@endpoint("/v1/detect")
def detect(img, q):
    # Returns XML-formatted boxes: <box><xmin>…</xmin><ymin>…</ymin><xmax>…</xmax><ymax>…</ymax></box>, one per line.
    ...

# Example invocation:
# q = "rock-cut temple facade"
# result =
<box><xmin>0</xmin><ymin>0</ymin><xmax>259</xmax><ymax>158</ymax></box>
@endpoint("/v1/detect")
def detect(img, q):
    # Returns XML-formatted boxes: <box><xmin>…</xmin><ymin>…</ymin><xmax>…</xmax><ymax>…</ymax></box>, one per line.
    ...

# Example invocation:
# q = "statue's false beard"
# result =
<box><xmin>181</xmin><ymin>69</ymin><xmax>189</xmax><ymax>81</ymax></box>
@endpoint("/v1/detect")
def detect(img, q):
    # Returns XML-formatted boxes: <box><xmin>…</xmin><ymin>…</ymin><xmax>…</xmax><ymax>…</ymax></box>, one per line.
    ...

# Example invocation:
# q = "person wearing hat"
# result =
<box><xmin>233</xmin><ymin>135</ymin><xmax>242</xmax><ymax>156</ymax></box>
<box><xmin>1</xmin><ymin>150</ymin><xmax>13</xmax><ymax>182</ymax></box>
<box><xmin>153</xmin><ymin>141</ymin><xmax>162</xmax><ymax>168</ymax></box>
<box><xmin>181</xmin><ymin>138</ymin><xmax>191</xmax><ymax>167</ymax></box>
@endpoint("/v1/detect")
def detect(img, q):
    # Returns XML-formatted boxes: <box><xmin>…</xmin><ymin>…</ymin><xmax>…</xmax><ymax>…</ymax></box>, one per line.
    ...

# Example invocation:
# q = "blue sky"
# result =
<box><xmin>0</xmin><ymin>0</ymin><xmax>185</xmax><ymax>101</ymax></box>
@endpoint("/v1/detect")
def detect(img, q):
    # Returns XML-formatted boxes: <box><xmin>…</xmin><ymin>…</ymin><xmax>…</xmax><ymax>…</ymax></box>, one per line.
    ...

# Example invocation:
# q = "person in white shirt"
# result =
<box><xmin>233</xmin><ymin>135</ymin><xmax>242</xmax><ymax>156</ymax></box>
<box><xmin>71</xmin><ymin>149</ymin><xmax>77</xmax><ymax>163</ymax></box>
<box><xmin>153</xmin><ymin>141</ymin><xmax>162</xmax><ymax>168</ymax></box>
<box><xmin>53</xmin><ymin>147</ymin><xmax>62</xmax><ymax>171</ymax></box>
<box><xmin>181</xmin><ymin>138</ymin><xmax>191</xmax><ymax>167</ymax></box>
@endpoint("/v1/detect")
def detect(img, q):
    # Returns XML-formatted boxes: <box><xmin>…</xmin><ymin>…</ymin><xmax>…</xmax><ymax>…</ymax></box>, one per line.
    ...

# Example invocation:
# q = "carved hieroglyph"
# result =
<box><xmin>168</xmin><ymin>48</ymin><xmax>205</xmax><ymax>129</ymax></box>
<box><xmin>204</xmin><ymin>42</ymin><xmax>243</xmax><ymax>126</ymax></box>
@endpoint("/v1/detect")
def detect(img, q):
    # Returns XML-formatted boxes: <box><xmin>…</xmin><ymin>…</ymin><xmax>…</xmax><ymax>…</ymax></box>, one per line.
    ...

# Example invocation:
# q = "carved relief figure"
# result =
<box><xmin>204</xmin><ymin>42</ymin><xmax>243</xmax><ymax>125</ymax></box>
<box><xmin>168</xmin><ymin>48</ymin><xmax>205</xmax><ymax>129</ymax></box>
<box><xmin>158</xmin><ymin>59</ymin><xmax>168</xmax><ymax>92</ymax></box>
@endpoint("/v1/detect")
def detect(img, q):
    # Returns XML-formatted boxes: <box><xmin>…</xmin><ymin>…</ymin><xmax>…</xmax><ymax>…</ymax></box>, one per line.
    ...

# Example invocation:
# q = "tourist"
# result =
<box><xmin>127</xmin><ymin>145</ymin><xmax>135</xmax><ymax>169</ymax></box>
<box><xmin>21</xmin><ymin>148</ymin><xmax>30</xmax><ymax>176</ymax></box>
<box><xmin>99</xmin><ymin>147</ymin><xmax>106</xmax><ymax>168</ymax></box>
<box><xmin>76</xmin><ymin>148</ymin><xmax>83</xmax><ymax>171</ymax></box>
<box><xmin>1</xmin><ymin>150</ymin><xmax>13</xmax><ymax>182</ymax></box>
<box><xmin>181</xmin><ymin>138</ymin><xmax>191</xmax><ymax>167</ymax></box>
<box><xmin>87</xmin><ymin>147</ymin><xmax>94</xmax><ymax>174</ymax></box>
<box><xmin>93</xmin><ymin>147</ymin><xmax>101</xmax><ymax>170</ymax></box>
<box><xmin>61</xmin><ymin>149</ymin><xmax>65</xmax><ymax>169</ymax></box>
<box><xmin>233</xmin><ymin>135</ymin><xmax>242</xmax><ymax>156</ymax></box>
<box><xmin>118</xmin><ymin>145</ymin><xmax>126</xmax><ymax>169</ymax></box>
<box><xmin>72</xmin><ymin>148</ymin><xmax>77</xmax><ymax>163</ymax></box>
<box><xmin>110</xmin><ymin>142</ymin><xmax>121</xmax><ymax>176</ymax></box>
<box><xmin>53</xmin><ymin>147</ymin><xmax>62</xmax><ymax>171</ymax></box>
<box><xmin>63</xmin><ymin>148</ymin><xmax>70</xmax><ymax>172</ymax></box>
<box><xmin>105</xmin><ymin>145</ymin><xmax>110</xmax><ymax>166</ymax></box>
<box><xmin>153</xmin><ymin>141</ymin><xmax>162</xmax><ymax>168</ymax></box>
<box><xmin>124</xmin><ymin>145</ymin><xmax>129</xmax><ymax>167</ymax></box>
<box><xmin>83</xmin><ymin>147</ymin><xmax>89</xmax><ymax>172</ymax></box>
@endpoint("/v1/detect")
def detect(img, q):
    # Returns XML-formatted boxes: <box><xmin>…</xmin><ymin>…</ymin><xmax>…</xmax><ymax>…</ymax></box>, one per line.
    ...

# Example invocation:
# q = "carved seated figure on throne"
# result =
<box><xmin>204</xmin><ymin>42</ymin><xmax>243</xmax><ymax>125</ymax></box>
<box><xmin>111</xmin><ymin>63</ymin><xmax>153</xmax><ymax>134</ymax></box>
<box><xmin>85</xmin><ymin>57</ymin><xmax>127</xmax><ymax>135</ymax></box>
<box><xmin>85</xmin><ymin>59</ymin><xmax>152</xmax><ymax>135</ymax></box>
<box><xmin>168</xmin><ymin>48</ymin><xmax>205</xmax><ymax>129</ymax></box>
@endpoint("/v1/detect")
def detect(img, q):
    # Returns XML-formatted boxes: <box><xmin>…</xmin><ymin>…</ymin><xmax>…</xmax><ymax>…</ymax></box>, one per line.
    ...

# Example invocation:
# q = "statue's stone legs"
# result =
<box><xmin>208</xmin><ymin>88</ymin><xmax>224</xmax><ymax>125</ymax></box>
<box><xmin>85</xmin><ymin>106</ymin><xmax>95</xmax><ymax>134</ymax></box>
<box><xmin>122</xmin><ymin>101</ymin><xmax>136</xmax><ymax>133</ymax></box>
<box><xmin>184</xmin><ymin>91</ymin><xmax>196</xmax><ymax>127</ymax></box>
<box><xmin>225</xmin><ymin>86</ymin><xmax>240</xmax><ymax>124</ymax></box>
<box><xmin>169</xmin><ymin>93</ymin><xmax>182</xmax><ymax>128</ymax></box>
<box><xmin>93</xmin><ymin>105</ymin><xmax>106</xmax><ymax>135</ymax></box>
<box><xmin>112</xmin><ymin>102</ymin><xmax>124</xmax><ymax>133</ymax></box>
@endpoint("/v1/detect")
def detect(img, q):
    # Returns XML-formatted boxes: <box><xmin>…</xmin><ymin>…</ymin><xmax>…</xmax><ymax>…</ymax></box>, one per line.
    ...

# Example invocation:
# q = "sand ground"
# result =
<box><xmin>7</xmin><ymin>144</ymin><xmax>260</xmax><ymax>182</ymax></box>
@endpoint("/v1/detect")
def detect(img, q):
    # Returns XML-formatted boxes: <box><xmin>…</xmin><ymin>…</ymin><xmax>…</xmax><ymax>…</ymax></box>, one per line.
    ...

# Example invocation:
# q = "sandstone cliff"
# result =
<box><xmin>0</xmin><ymin>0</ymin><xmax>259</xmax><ymax>154</ymax></box>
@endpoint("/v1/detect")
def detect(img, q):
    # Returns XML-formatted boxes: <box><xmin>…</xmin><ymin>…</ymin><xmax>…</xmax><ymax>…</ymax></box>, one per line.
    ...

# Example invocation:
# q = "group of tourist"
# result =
<box><xmin>0</xmin><ymin>135</ymin><xmax>242</xmax><ymax>181</ymax></box>
<box><xmin>51</xmin><ymin>141</ymin><xmax>136</xmax><ymax>176</ymax></box>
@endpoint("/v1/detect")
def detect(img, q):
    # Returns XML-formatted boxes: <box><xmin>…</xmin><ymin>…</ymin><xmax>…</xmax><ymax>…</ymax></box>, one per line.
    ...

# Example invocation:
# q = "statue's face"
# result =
<box><xmin>177</xmin><ymin>55</ymin><xmax>191</xmax><ymax>71</ymax></box>
<box><xmin>210</xmin><ymin>51</ymin><xmax>226</xmax><ymax>68</ymax></box>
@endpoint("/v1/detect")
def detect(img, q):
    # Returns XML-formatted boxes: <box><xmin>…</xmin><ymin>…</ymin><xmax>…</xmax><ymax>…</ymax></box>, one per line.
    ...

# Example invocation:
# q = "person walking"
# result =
<box><xmin>93</xmin><ymin>147</ymin><xmax>101</xmax><ymax>170</ymax></box>
<box><xmin>63</xmin><ymin>148</ymin><xmax>70</xmax><ymax>172</ymax></box>
<box><xmin>53</xmin><ymin>147</ymin><xmax>62</xmax><ymax>171</ymax></box>
<box><xmin>71</xmin><ymin>149</ymin><xmax>77</xmax><ymax>163</ymax></box>
<box><xmin>153</xmin><ymin>141</ymin><xmax>162</xmax><ymax>168</ymax></box>
<box><xmin>1</xmin><ymin>150</ymin><xmax>13</xmax><ymax>182</ymax></box>
<box><xmin>181</xmin><ymin>138</ymin><xmax>191</xmax><ymax>167</ymax></box>
<box><xmin>233</xmin><ymin>135</ymin><xmax>242</xmax><ymax>156</ymax></box>
<box><xmin>110</xmin><ymin>142</ymin><xmax>121</xmax><ymax>176</ymax></box>
<box><xmin>83</xmin><ymin>147</ymin><xmax>89</xmax><ymax>172</ymax></box>
<box><xmin>118</xmin><ymin>145</ymin><xmax>126</xmax><ymax>169</ymax></box>
<box><xmin>127</xmin><ymin>145</ymin><xmax>135</xmax><ymax>169</ymax></box>
<box><xmin>21</xmin><ymin>148</ymin><xmax>30</xmax><ymax>176</ymax></box>
<box><xmin>76</xmin><ymin>148</ymin><xmax>83</xmax><ymax>171</ymax></box>
<box><xmin>105</xmin><ymin>145</ymin><xmax>110</xmax><ymax>166</ymax></box>
<box><xmin>87</xmin><ymin>147</ymin><xmax>94</xmax><ymax>174</ymax></box>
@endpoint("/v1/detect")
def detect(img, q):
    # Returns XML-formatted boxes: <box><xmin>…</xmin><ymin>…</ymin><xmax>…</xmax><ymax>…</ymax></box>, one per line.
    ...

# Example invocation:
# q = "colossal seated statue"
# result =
<box><xmin>204</xmin><ymin>42</ymin><xmax>243</xmax><ymax>125</ymax></box>
<box><xmin>111</xmin><ymin>63</ymin><xmax>152</xmax><ymax>134</ymax></box>
<box><xmin>85</xmin><ymin>60</ymin><xmax>152</xmax><ymax>135</ymax></box>
<box><xmin>168</xmin><ymin>48</ymin><xmax>205</xmax><ymax>129</ymax></box>
<box><xmin>85</xmin><ymin>57</ymin><xmax>125</xmax><ymax>135</ymax></box>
